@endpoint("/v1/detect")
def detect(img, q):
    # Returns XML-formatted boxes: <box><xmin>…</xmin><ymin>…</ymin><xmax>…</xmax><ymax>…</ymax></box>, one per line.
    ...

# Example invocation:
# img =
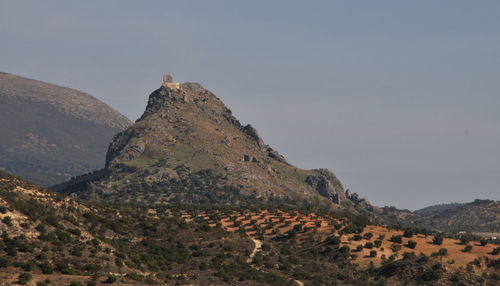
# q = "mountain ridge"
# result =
<box><xmin>383</xmin><ymin>199</ymin><xmax>500</xmax><ymax>234</ymax></box>
<box><xmin>0</xmin><ymin>72</ymin><xmax>132</xmax><ymax>186</ymax></box>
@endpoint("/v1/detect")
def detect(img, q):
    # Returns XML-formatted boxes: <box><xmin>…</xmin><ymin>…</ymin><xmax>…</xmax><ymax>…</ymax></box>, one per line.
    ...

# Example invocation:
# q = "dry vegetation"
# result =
<box><xmin>180</xmin><ymin>209</ymin><xmax>500</xmax><ymax>273</ymax></box>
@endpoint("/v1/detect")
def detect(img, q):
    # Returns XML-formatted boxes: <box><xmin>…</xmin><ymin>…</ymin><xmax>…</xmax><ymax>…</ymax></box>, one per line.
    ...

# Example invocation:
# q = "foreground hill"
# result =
<box><xmin>384</xmin><ymin>200</ymin><xmax>500</xmax><ymax>234</ymax></box>
<box><xmin>55</xmin><ymin>77</ymin><xmax>371</xmax><ymax>210</ymax></box>
<box><xmin>0</xmin><ymin>72</ymin><xmax>132</xmax><ymax>186</ymax></box>
<box><xmin>2</xmin><ymin>171</ymin><xmax>498</xmax><ymax>285</ymax></box>
<box><xmin>0</xmin><ymin>171</ymin><xmax>266</xmax><ymax>285</ymax></box>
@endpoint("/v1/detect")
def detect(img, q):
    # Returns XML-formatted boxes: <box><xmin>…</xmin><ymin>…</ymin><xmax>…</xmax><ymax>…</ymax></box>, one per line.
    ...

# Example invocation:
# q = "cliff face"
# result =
<box><xmin>0</xmin><ymin>73</ymin><xmax>132</xmax><ymax>186</ymax></box>
<box><xmin>57</xmin><ymin>80</ymin><xmax>363</xmax><ymax>208</ymax></box>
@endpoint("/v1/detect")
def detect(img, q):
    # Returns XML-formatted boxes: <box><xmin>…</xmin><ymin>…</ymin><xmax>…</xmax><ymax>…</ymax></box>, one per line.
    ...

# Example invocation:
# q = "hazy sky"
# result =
<box><xmin>1</xmin><ymin>1</ymin><xmax>499</xmax><ymax>209</ymax></box>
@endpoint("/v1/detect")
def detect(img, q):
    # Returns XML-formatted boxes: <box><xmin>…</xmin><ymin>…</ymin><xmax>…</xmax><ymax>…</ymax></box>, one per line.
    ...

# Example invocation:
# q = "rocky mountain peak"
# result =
<box><xmin>57</xmin><ymin>77</ymin><xmax>369</xmax><ymax>210</ymax></box>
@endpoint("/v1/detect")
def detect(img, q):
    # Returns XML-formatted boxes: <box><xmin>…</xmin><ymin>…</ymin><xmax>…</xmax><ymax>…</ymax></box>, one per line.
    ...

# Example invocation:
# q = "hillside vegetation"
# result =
<box><xmin>3</xmin><ymin>171</ymin><xmax>499</xmax><ymax>285</ymax></box>
<box><xmin>384</xmin><ymin>200</ymin><xmax>500</xmax><ymax>234</ymax></box>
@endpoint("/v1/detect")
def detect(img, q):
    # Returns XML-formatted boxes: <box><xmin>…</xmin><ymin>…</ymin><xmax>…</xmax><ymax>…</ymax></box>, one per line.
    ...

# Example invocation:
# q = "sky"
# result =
<box><xmin>1</xmin><ymin>1</ymin><xmax>499</xmax><ymax>210</ymax></box>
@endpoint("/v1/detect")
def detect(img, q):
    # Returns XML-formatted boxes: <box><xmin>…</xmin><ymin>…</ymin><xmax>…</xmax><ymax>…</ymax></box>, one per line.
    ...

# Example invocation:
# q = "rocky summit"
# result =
<box><xmin>0</xmin><ymin>72</ymin><xmax>132</xmax><ymax>186</ymax></box>
<box><xmin>56</xmin><ymin>76</ymin><xmax>368</xmax><ymax>209</ymax></box>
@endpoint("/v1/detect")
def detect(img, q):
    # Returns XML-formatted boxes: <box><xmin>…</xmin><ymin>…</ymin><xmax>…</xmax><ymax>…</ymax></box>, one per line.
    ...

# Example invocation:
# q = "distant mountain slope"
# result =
<box><xmin>0</xmin><ymin>72</ymin><xmax>132</xmax><ymax>186</ymax></box>
<box><xmin>55</xmin><ymin>77</ymin><xmax>371</xmax><ymax>210</ymax></box>
<box><xmin>414</xmin><ymin>203</ymin><xmax>464</xmax><ymax>215</ymax></box>
<box><xmin>384</xmin><ymin>199</ymin><xmax>500</xmax><ymax>233</ymax></box>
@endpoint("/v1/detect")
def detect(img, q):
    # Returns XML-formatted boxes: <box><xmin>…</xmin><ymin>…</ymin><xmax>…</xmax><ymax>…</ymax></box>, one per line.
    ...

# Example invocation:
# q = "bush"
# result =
<box><xmin>0</xmin><ymin>257</ymin><xmax>11</xmax><ymax>268</ymax></box>
<box><xmin>389</xmin><ymin>235</ymin><xmax>403</xmax><ymax>244</ymax></box>
<box><xmin>390</xmin><ymin>244</ymin><xmax>401</xmax><ymax>252</ymax></box>
<box><xmin>2</xmin><ymin>216</ymin><xmax>13</xmax><ymax>226</ymax></box>
<box><xmin>17</xmin><ymin>272</ymin><xmax>32</xmax><ymax>285</ymax></box>
<box><xmin>462</xmin><ymin>245</ymin><xmax>472</xmax><ymax>253</ymax></box>
<box><xmin>432</xmin><ymin>235</ymin><xmax>443</xmax><ymax>245</ymax></box>
<box><xmin>369</xmin><ymin>250</ymin><xmax>377</xmax><ymax>257</ymax></box>
<box><xmin>364</xmin><ymin>242</ymin><xmax>373</xmax><ymax>249</ymax></box>
<box><xmin>103</xmin><ymin>275</ymin><xmax>117</xmax><ymax>284</ymax></box>
<box><xmin>403</xmin><ymin>230</ymin><xmax>413</xmax><ymax>238</ymax></box>
<box><xmin>324</xmin><ymin>236</ymin><xmax>341</xmax><ymax>246</ymax></box>
<box><xmin>363</xmin><ymin>232</ymin><xmax>373</xmax><ymax>240</ymax></box>
<box><xmin>438</xmin><ymin>248</ymin><xmax>448</xmax><ymax>256</ymax></box>
<box><xmin>69</xmin><ymin>282</ymin><xmax>84</xmax><ymax>286</ymax></box>
<box><xmin>420</xmin><ymin>263</ymin><xmax>444</xmax><ymax>281</ymax></box>
<box><xmin>351</xmin><ymin>234</ymin><xmax>362</xmax><ymax>241</ymax></box>
<box><xmin>491</xmin><ymin>247</ymin><xmax>500</xmax><ymax>255</ymax></box>
<box><xmin>40</xmin><ymin>262</ymin><xmax>53</xmax><ymax>274</ymax></box>
<box><xmin>479</xmin><ymin>239</ymin><xmax>488</xmax><ymax>246</ymax></box>
<box><xmin>402</xmin><ymin>252</ymin><xmax>415</xmax><ymax>259</ymax></box>
<box><xmin>406</xmin><ymin>240</ymin><xmax>417</xmax><ymax>249</ymax></box>
<box><xmin>374</xmin><ymin>239</ymin><xmax>382</xmax><ymax>248</ymax></box>
<box><xmin>338</xmin><ymin>245</ymin><xmax>351</xmax><ymax>258</ymax></box>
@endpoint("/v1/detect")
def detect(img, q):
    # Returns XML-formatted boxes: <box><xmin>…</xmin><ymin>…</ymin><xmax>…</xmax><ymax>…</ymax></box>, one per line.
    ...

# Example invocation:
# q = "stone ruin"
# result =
<box><xmin>162</xmin><ymin>74</ymin><xmax>180</xmax><ymax>90</ymax></box>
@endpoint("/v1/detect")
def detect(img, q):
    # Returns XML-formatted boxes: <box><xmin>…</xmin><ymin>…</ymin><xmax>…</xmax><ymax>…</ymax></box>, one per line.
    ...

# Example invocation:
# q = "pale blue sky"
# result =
<box><xmin>1</xmin><ymin>1</ymin><xmax>499</xmax><ymax>209</ymax></box>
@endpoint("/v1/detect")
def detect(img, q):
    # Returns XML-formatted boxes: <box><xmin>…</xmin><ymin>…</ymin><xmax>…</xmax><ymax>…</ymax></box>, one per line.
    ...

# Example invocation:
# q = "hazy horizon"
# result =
<box><xmin>1</xmin><ymin>1</ymin><xmax>499</xmax><ymax>210</ymax></box>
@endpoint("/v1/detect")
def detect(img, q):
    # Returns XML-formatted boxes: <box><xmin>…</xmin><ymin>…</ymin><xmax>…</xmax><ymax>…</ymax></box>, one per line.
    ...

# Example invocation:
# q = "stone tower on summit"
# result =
<box><xmin>162</xmin><ymin>74</ymin><xmax>180</xmax><ymax>89</ymax></box>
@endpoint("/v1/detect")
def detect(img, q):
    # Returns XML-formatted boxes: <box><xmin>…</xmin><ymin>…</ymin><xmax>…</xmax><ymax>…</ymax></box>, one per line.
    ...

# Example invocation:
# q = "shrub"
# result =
<box><xmin>364</xmin><ymin>242</ymin><xmax>373</xmax><ymax>249</ymax></box>
<box><xmin>363</xmin><ymin>232</ymin><xmax>373</xmax><ymax>240</ymax></box>
<box><xmin>438</xmin><ymin>248</ymin><xmax>448</xmax><ymax>256</ymax></box>
<box><xmin>369</xmin><ymin>250</ymin><xmax>377</xmax><ymax>257</ymax></box>
<box><xmin>324</xmin><ymin>236</ymin><xmax>341</xmax><ymax>246</ymax></box>
<box><xmin>40</xmin><ymin>262</ymin><xmax>53</xmax><ymax>274</ymax></box>
<box><xmin>432</xmin><ymin>235</ymin><xmax>443</xmax><ymax>245</ymax></box>
<box><xmin>403</xmin><ymin>230</ymin><xmax>413</xmax><ymax>238</ymax></box>
<box><xmin>374</xmin><ymin>239</ymin><xmax>382</xmax><ymax>248</ymax></box>
<box><xmin>420</xmin><ymin>263</ymin><xmax>444</xmax><ymax>281</ymax></box>
<box><xmin>338</xmin><ymin>245</ymin><xmax>351</xmax><ymax>258</ymax></box>
<box><xmin>17</xmin><ymin>272</ymin><xmax>32</xmax><ymax>285</ymax></box>
<box><xmin>103</xmin><ymin>275</ymin><xmax>117</xmax><ymax>284</ymax></box>
<box><xmin>462</xmin><ymin>245</ymin><xmax>472</xmax><ymax>253</ymax></box>
<box><xmin>491</xmin><ymin>247</ymin><xmax>500</xmax><ymax>255</ymax></box>
<box><xmin>390</xmin><ymin>244</ymin><xmax>401</xmax><ymax>252</ymax></box>
<box><xmin>402</xmin><ymin>252</ymin><xmax>415</xmax><ymax>259</ymax></box>
<box><xmin>69</xmin><ymin>282</ymin><xmax>84</xmax><ymax>286</ymax></box>
<box><xmin>406</xmin><ymin>240</ymin><xmax>417</xmax><ymax>249</ymax></box>
<box><xmin>351</xmin><ymin>234</ymin><xmax>362</xmax><ymax>241</ymax></box>
<box><xmin>389</xmin><ymin>235</ymin><xmax>403</xmax><ymax>244</ymax></box>
<box><xmin>479</xmin><ymin>239</ymin><xmax>488</xmax><ymax>246</ymax></box>
<box><xmin>2</xmin><ymin>216</ymin><xmax>13</xmax><ymax>226</ymax></box>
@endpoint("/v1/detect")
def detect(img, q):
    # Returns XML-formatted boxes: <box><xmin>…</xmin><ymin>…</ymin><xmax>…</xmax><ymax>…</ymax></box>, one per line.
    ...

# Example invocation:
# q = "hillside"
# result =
<box><xmin>55</xmin><ymin>77</ymin><xmax>371</xmax><ymax>211</ymax></box>
<box><xmin>407</xmin><ymin>200</ymin><xmax>500</xmax><ymax>233</ymax></box>
<box><xmin>0</xmin><ymin>171</ymin><xmax>269</xmax><ymax>285</ymax></box>
<box><xmin>0</xmin><ymin>72</ymin><xmax>132</xmax><ymax>186</ymax></box>
<box><xmin>383</xmin><ymin>200</ymin><xmax>500</xmax><ymax>234</ymax></box>
<box><xmin>414</xmin><ymin>203</ymin><xmax>465</xmax><ymax>215</ymax></box>
<box><xmin>2</xmin><ymin>171</ymin><xmax>498</xmax><ymax>285</ymax></box>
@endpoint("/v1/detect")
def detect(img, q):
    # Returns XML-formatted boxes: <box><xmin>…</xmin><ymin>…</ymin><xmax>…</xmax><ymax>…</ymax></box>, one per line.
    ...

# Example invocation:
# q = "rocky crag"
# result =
<box><xmin>0</xmin><ymin>72</ymin><xmax>132</xmax><ymax>186</ymax></box>
<box><xmin>56</xmin><ymin>76</ymin><xmax>370</xmax><ymax>210</ymax></box>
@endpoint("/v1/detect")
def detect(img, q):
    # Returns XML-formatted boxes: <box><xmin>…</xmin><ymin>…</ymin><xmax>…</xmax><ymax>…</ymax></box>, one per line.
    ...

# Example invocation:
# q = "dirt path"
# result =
<box><xmin>295</xmin><ymin>280</ymin><xmax>304</xmax><ymax>286</ymax></box>
<box><xmin>247</xmin><ymin>238</ymin><xmax>262</xmax><ymax>263</ymax></box>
